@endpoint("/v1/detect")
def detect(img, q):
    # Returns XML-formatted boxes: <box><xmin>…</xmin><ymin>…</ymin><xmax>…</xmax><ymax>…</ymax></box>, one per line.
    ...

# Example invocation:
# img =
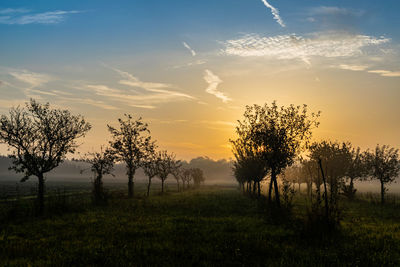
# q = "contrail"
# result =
<box><xmin>183</xmin><ymin>42</ymin><xmax>196</xmax><ymax>56</ymax></box>
<box><xmin>260</xmin><ymin>0</ymin><xmax>286</xmax><ymax>27</ymax></box>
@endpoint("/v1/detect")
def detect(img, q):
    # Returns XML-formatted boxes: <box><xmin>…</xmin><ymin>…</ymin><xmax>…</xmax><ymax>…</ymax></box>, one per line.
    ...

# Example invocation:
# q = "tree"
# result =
<box><xmin>342</xmin><ymin>147</ymin><xmax>367</xmax><ymax>199</ymax></box>
<box><xmin>108</xmin><ymin>114</ymin><xmax>154</xmax><ymax>198</ymax></box>
<box><xmin>0</xmin><ymin>99</ymin><xmax>91</xmax><ymax>214</ymax></box>
<box><xmin>156</xmin><ymin>150</ymin><xmax>176</xmax><ymax>193</ymax></box>
<box><xmin>231</xmin><ymin>137</ymin><xmax>267</xmax><ymax>197</ymax></box>
<box><xmin>80</xmin><ymin>147</ymin><xmax>115</xmax><ymax>205</ymax></box>
<box><xmin>309</xmin><ymin>141</ymin><xmax>352</xmax><ymax>205</ymax></box>
<box><xmin>142</xmin><ymin>152</ymin><xmax>160</xmax><ymax>197</ymax></box>
<box><xmin>191</xmin><ymin>168</ymin><xmax>205</xmax><ymax>187</ymax></box>
<box><xmin>170</xmin><ymin>159</ymin><xmax>183</xmax><ymax>191</ymax></box>
<box><xmin>233</xmin><ymin>102</ymin><xmax>320</xmax><ymax>206</ymax></box>
<box><xmin>365</xmin><ymin>145</ymin><xmax>400</xmax><ymax>204</ymax></box>
<box><xmin>181</xmin><ymin>168</ymin><xmax>193</xmax><ymax>190</ymax></box>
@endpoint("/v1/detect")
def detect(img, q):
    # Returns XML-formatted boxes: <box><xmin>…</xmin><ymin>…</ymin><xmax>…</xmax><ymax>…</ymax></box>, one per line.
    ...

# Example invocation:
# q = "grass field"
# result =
<box><xmin>1</xmin><ymin>185</ymin><xmax>400</xmax><ymax>266</ymax></box>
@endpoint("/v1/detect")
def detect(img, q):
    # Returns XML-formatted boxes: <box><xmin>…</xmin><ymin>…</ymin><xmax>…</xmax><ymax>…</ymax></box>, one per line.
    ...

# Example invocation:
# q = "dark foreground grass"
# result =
<box><xmin>1</xmin><ymin>186</ymin><xmax>400</xmax><ymax>266</ymax></box>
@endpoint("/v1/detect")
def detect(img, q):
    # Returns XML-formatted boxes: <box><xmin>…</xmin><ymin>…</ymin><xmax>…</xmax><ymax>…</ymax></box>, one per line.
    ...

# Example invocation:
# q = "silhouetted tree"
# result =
<box><xmin>80</xmin><ymin>147</ymin><xmax>115</xmax><ymax>205</ymax></box>
<box><xmin>365</xmin><ymin>145</ymin><xmax>400</xmax><ymax>204</ymax></box>
<box><xmin>233</xmin><ymin>102</ymin><xmax>320</xmax><ymax>206</ymax></box>
<box><xmin>191</xmin><ymin>168</ymin><xmax>205</xmax><ymax>187</ymax></box>
<box><xmin>342</xmin><ymin>146</ymin><xmax>368</xmax><ymax>199</ymax></box>
<box><xmin>0</xmin><ymin>99</ymin><xmax>91</xmax><ymax>214</ymax></box>
<box><xmin>231</xmin><ymin>137</ymin><xmax>267</xmax><ymax>197</ymax></box>
<box><xmin>309</xmin><ymin>141</ymin><xmax>352</xmax><ymax>205</ymax></box>
<box><xmin>108</xmin><ymin>114</ymin><xmax>154</xmax><ymax>198</ymax></box>
<box><xmin>156</xmin><ymin>150</ymin><xmax>176</xmax><ymax>193</ymax></box>
<box><xmin>170</xmin><ymin>159</ymin><xmax>183</xmax><ymax>191</ymax></box>
<box><xmin>181</xmin><ymin>168</ymin><xmax>193</xmax><ymax>190</ymax></box>
<box><xmin>142</xmin><ymin>152</ymin><xmax>160</xmax><ymax>197</ymax></box>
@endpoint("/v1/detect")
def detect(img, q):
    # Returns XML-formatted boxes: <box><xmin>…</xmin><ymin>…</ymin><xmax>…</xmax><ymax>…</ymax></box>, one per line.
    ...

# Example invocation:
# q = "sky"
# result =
<box><xmin>0</xmin><ymin>0</ymin><xmax>399</xmax><ymax>160</ymax></box>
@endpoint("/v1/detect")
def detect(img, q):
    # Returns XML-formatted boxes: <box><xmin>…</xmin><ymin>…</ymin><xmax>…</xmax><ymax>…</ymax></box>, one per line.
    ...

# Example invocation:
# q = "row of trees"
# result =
<box><xmin>283</xmin><ymin>142</ymin><xmax>400</xmax><ymax>204</ymax></box>
<box><xmin>231</xmin><ymin>101</ymin><xmax>400</xmax><ymax>207</ymax></box>
<box><xmin>0</xmin><ymin>99</ymin><xmax>205</xmax><ymax>214</ymax></box>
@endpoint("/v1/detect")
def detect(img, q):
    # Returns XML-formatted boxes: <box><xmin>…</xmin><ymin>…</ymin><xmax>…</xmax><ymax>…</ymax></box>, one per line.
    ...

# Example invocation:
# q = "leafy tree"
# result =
<box><xmin>342</xmin><ymin>147</ymin><xmax>367</xmax><ymax>199</ymax></box>
<box><xmin>142</xmin><ymin>152</ymin><xmax>160</xmax><ymax>197</ymax></box>
<box><xmin>191</xmin><ymin>168</ymin><xmax>205</xmax><ymax>187</ymax></box>
<box><xmin>181</xmin><ymin>168</ymin><xmax>193</xmax><ymax>190</ymax></box>
<box><xmin>365</xmin><ymin>145</ymin><xmax>400</xmax><ymax>204</ymax></box>
<box><xmin>0</xmin><ymin>99</ymin><xmax>91</xmax><ymax>214</ymax></box>
<box><xmin>108</xmin><ymin>114</ymin><xmax>154</xmax><ymax>198</ymax></box>
<box><xmin>80</xmin><ymin>147</ymin><xmax>115</xmax><ymax>205</ymax></box>
<box><xmin>231</xmin><ymin>135</ymin><xmax>268</xmax><ymax>196</ymax></box>
<box><xmin>309</xmin><ymin>141</ymin><xmax>352</xmax><ymax>205</ymax></box>
<box><xmin>233</xmin><ymin>101</ymin><xmax>320</xmax><ymax>206</ymax></box>
<box><xmin>156</xmin><ymin>150</ymin><xmax>176</xmax><ymax>193</ymax></box>
<box><xmin>170</xmin><ymin>159</ymin><xmax>183</xmax><ymax>191</ymax></box>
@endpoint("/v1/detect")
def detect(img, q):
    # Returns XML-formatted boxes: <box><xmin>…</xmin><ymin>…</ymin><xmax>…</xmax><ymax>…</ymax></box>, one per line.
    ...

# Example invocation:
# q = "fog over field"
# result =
<box><xmin>1</xmin><ymin>155</ymin><xmax>399</xmax><ymax>194</ymax></box>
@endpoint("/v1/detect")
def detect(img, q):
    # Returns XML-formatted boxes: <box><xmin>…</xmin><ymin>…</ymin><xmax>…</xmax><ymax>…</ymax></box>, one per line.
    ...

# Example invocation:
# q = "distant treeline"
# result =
<box><xmin>0</xmin><ymin>155</ymin><xmax>235</xmax><ymax>184</ymax></box>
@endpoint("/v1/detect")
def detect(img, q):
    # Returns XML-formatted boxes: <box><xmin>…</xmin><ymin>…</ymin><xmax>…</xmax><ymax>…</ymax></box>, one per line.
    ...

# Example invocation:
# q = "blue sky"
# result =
<box><xmin>0</xmin><ymin>0</ymin><xmax>400</xmax><ymax>159</ymax></box>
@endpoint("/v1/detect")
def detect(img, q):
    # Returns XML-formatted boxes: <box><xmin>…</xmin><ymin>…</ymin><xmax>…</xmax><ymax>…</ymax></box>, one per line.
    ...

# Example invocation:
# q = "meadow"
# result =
<box><xmin>1</xmin><ymin>184</ymin><xmax>400</xmax><ymax>266</ymax></box>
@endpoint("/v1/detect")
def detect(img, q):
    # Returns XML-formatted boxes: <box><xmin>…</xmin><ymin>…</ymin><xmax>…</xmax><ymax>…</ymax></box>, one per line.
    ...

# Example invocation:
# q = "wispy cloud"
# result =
<box><xmin>183</xmin><ymin>42</ymin><xmax>196</xmax><ymax>56</ymax></box>
<box><xmin>173</xmin><ymin>59</ymin><xmax>206</xmax><ymax>69</ymax></box>
<box><xmin>0</xmin><ymin>9</ymin><xmax>82</xmax><ymax>25</ymax></box>
<box><xmin>260</xmin><ymin>0</ymin><xmax>285</xmax><ymax>27</ymax></box>
<box><xmin>310</xmin><ymin>6</ymin><xmax>364</xmax><ymax>17</ymax></box>
<box><xmin>338</xmin><ymin>64</ymin><xmax>369</xmax><ymax>71</ymax></box>
<box><xmin>368</xmin><ymin>70</ymin><xmax>400</xmax><ymax>77</ymax></box>
<box><xmin>9</xmin><ymin>69</ymin><xmax>52</xmax><ymax>88</ymax></box>
<box><xmin>222</xmin><ymin>32</ymin><xmax>390</xmax><ymax>65</ymax></box>
<box><xmin>204</xmin><ymin>70</ymin><xmax>231</xmax><ymax>103</ymax></box>
<box><xmin>0</xmin><ymin>8</ymin><xmax>30</xmax><ymax>14</ymax></box>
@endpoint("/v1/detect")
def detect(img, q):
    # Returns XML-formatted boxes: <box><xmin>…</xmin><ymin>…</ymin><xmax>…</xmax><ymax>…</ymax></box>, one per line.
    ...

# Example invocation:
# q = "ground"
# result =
<box><xmin>1</xmin><ymin>185</ymin><xmax>400</xmax><ymax>266</ymax></box>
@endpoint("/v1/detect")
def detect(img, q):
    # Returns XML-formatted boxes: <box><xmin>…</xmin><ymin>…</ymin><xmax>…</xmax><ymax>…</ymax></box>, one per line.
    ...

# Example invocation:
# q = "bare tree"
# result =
<box><xmin>108</xmin><ymin>114</ymin><xmax>154</xmax><ymax>198</ymax></box>
<box><xmin>365</xmin><ymin>145</ymin><xmax>400</xmax><ymax>204</ymax></box>
<box><xmin>0</xmin><ymin>99</ymin><xmax>91</xmax><ymax>214</ymax></box>
<box><xmin>156</xmin><ymin>150</ymin><xmax>176</xmax><ymax>194</ymax></box>
<box><xmin>80</xmin><ymin>147</ymin><xmax>115</xmax><ymax>205</ymax></box>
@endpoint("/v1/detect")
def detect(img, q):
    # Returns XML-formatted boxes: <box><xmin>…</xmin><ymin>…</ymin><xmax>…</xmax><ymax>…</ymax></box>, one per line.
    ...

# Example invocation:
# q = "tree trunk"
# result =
<box><xmin>298</xmin><ymin>182</ymin><xmax>301</xmax><ymax>193</ymax></box>
<box><xmin>253</xmin><ymin>181</ymin><xmax>257</xmax><ymax>195</ymax></box>
<box><xmin>37</xmin><ymin>173</ymin><xmax>45</xmax><ymax>215</ymax></box>
<box><xmin>380</xmin><ymin>179</ymin><xmax>385</xmax><ymax>205</ymax></box>
<box><xmin>318</xmin><ymin>159</ymin><xmax>329</xmax><ymax>219</ymax></box>
<box><xmin>128</xmin><ymin>169</ymin><xmax>134</xmax><ymax>198</ymax></box>
<box><xmin>268</xmin><ymin>178</ymin><xmax>273</xmax><ymax>203</ymax></box>
<box><xmin>177</xmin><ymin>180</ymin><xmax>180</xmax><ymax>192</ymax></box>
<box><xmin>257</xmin><ymin>181</ymin><xmax>261</xmax><ymax>197</ymax></box>
<box><xmin>147</xmin><ymin>177</ymin><xmax>152</xmax><ymax>197</ymax></box>
<box><xmin>271</xmin><ymin>168</ymin><xmax>280</xmax><ymax>207</ymax></box>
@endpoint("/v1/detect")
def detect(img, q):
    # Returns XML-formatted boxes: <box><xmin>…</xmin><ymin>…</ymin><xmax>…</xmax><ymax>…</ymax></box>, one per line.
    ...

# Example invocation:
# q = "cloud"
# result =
<box><xmin>0</xmin><ymin>10</ymin><xmax>82</xmax><ymax>25</ymax></box>
<box><xmin>0</xmin><ymin>8</ymin><xmax>30</xmax><ymax>14</ymax></box>
<box><xmin>222</xmin><ymin>32</ymin><xmax>390</xmax><ymax>64</ymax></box>
<box><xmin>368</xmin><ymin>70</ymin><xmax>400</xmax><ymax>77</ymax></box>
<box><xmin>310</xmin><ymin>6</ymin><xmax>364</xmax><ymax>17</ymax></box>
<box><xmin>260</xmin><ymin>0</ymin><xmax>285</xmax><ymax>27</ymax></box>
<box><xmin>338</xmin><ymin>64</ymin><xmax>369</xmax><ymax>71</ymax></box>
<box><xmin>183</xmin><ymin>42</ymin><xmax>196</xmax><ymax>56</ymax></box>
<box><xmin>173</xmin><ymin>60</ymin><xmax>206</xmax><ymax>69</ymax></box>
<box><xmin>9</xmin><ymin>70</ymin><xmax>52</xmax><ymax>88</ymax></box>
<box><xmin>204</xmin><ymin>70</ymin><xmax>231</xmax><ymax>103</ymax></box>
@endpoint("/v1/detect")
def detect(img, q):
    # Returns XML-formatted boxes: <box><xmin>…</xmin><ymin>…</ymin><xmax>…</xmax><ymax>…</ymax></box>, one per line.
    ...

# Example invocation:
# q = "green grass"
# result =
<box><xmin>1</xmin><ymin>186</ymin><xmax>400</xmax><ymax>266</ymax></box>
